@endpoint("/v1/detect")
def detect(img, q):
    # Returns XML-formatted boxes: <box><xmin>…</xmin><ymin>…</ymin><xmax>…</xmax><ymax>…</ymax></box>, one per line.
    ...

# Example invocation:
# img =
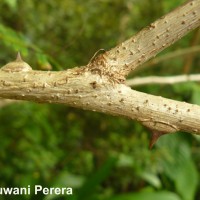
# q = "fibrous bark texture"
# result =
<box><xmin>0</xmin><ymin>0</ymin><xmax>200</xmax><ymax>143</ymax></box>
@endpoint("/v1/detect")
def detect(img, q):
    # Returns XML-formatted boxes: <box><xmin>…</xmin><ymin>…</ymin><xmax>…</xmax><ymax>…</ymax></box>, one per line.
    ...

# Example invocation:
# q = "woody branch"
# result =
<box><xmin>126</xmin><ymin>74</ymin><xmax>200</xmax><ymax>86</ymax></box>
<box><xmin>103</xmin><ymin>0</ymin><xmax>200</xmax><ymax>77</ymax></box>
<box><xmin>0</xmin><ymin>0</ymin><xmax>200</xmax><ymax>138</ymax></box>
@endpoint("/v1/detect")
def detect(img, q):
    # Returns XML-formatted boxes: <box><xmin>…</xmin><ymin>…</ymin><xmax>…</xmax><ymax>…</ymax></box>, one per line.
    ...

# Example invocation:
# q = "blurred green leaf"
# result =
<box><xmin>108</xmin><ymin>191</ymin><xmax>181</xmax><ymax>200</ymax></box>
<box><xmin>77</xmin><ymin>156</ymin><xmax>118</xmax><ymax>200</ymax></box>
<box><xmin>4</xmin><ymin>0</ymin><xmax>17</xmax><ymax>10</ymax></box>
<box><xmin>139</xmin><ymin>171</ymin><xmax>161</xmax><ymax>189</ymax></box>
<box><xmin>36</xmin><ymin>53</ymin><xmax>52</xmax><ymax>70</ymax></box>
<box><xmin>157</xmin><ymin>134</ymin><xmax>198</xmax><ymax>200</ymax></box>
<box><xmin>116</xmin><ymin>153</ymin><xmax>134</xmax><ymax>168</ymax></box>
<box><xmin>175</xmin><ymin>160</ymin><xmax>198</xmax><ymax>200</ymax></box>
<box><xmin>52</xmin><ymin>171</ymin><xmax>84</xmax><ymax>189</ymax></box>
<box><xmin>191</xmin><ymin>84</ymin><xmax>200</xmax><ymax>105</ymax></box>
<box><xmin>0</xmin><ymin>23</ymin><xmax>28</xmax><ymax>55</ymax></box>
<box><xmin>44</xmin><ymin>172</ymin><xmax>83</xmax><ymax>200</ymax></box>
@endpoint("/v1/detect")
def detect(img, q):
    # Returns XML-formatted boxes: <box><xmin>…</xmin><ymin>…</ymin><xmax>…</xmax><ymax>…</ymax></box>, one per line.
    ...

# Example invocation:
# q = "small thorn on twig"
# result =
<box><xmin>149</xmin><ymin>131</ymin><xmax>165</xmax><ymax>149</ymax></box>
<box><xmin>16</xmin><ymin>52</ymin><xmax>23</xmax><ymax>62</ymax></box>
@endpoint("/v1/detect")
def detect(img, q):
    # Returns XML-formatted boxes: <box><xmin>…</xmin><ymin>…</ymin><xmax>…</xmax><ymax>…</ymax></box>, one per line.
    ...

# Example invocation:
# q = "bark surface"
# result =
<box><xmin>0</xmin><ymin>0</ymin><xmax>200</xmax><ymax>138</ymax></box>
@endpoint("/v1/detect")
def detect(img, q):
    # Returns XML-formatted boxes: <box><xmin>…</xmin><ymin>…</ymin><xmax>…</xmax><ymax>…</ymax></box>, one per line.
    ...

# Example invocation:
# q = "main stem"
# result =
<box><xmin>0</xmin><ymin>70</ymin><xmax>200</xmax><ymax>135</ymax></box>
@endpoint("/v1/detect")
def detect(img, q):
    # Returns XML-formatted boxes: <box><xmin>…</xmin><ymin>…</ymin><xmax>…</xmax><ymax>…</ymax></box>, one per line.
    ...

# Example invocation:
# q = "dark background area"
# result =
<box><xmin>0</xmin><ymin>0</ymin><xmax>200</xmax><ymax>200</ymax></box>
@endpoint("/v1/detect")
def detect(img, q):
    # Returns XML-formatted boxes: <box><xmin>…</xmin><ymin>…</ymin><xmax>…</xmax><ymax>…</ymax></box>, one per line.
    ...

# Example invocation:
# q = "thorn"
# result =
<box><xmin>149</xmin><ymin>131</ymin><xmax>165</xmax><ymax>149</ymax></box>
<box><xmin>16</xmin><ymin>52</ymin><xmax>23</xmax><ymax>62</ymax></box>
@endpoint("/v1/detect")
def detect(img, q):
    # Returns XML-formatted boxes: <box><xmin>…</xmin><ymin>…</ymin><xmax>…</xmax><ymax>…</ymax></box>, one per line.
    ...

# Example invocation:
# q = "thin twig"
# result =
<box><xmin>183</xmin><ymin>28</ymin><xmax>200</xmax><ymax>73</ymax></box>
<box><xmin>133</xmin><ymin>46</ymin><xmax>200</xmax><ymax>74</ymax></box>
<box><xmin>126</xmin><ymin>74</ymin><xmax>200</xmax><ymax>86</ymax></box>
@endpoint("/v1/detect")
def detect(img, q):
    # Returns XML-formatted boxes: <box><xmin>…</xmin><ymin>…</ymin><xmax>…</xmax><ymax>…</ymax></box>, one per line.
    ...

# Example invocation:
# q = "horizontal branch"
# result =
<box><xmin>126</xmin><ymin>74</ymin><xmax>200</xmax><ymax>86</ymax></box>
<box><xmin>101</xmin><ymin>0</ymin><xmax>200</xmax><ymax>77</ymax></box>
<box><xmin>0</xmin><ymin>67</ymin><xmax>200</xmax><ymax>135</ymax></box>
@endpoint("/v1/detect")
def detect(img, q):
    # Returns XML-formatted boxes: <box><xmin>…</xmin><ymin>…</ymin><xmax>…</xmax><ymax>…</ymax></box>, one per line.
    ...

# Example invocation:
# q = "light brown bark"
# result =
<box><xmin>126</xmin><ymin>74</ymin><xmax>200</xmax><ymax>86</ymax></box>
<box><xmin>0</xmin><ymin>0</ymin><xmax>200</xmax><ymax>137</ymax></box>
<box><xmin>104</xmin><ymin>0</ymin><xmax>200</xmax><ymax>77</ymax></box>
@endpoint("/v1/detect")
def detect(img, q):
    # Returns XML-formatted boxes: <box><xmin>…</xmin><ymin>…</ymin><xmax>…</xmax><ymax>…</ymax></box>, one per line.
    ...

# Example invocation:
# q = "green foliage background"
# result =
<box><xmin>0</xmin><ymin>0</ymin><xmax>200</xmax><ymax>200</ymax></box>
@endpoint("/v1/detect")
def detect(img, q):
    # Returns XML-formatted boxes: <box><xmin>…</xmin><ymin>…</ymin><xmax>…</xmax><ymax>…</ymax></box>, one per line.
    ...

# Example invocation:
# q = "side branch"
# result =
<box><xmin>102</xmin><ymin>0</ymin><xmax>200</xmax><ymax>77</ymax></box>
<box><xmin>126</xmin><ymin>74</ymin><xmax>200</xmax><ymax>86</ymax></box>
